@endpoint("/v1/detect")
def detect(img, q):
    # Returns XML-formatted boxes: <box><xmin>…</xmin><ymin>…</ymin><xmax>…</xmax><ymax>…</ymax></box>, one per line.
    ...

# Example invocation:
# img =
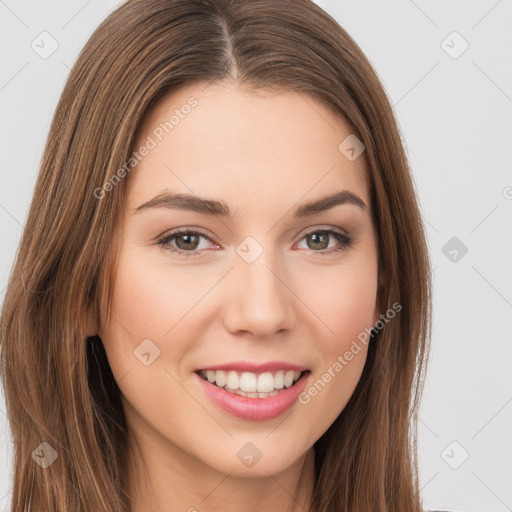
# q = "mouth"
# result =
<box><xmin>195</xmin><ymin>367</ymin><xmax>311</xmax><ymax>421</ymax></box>
<box><xmin>195</xmin><ymin>369</ymin><xmax>307</xmax><ymax>399</ymax></box>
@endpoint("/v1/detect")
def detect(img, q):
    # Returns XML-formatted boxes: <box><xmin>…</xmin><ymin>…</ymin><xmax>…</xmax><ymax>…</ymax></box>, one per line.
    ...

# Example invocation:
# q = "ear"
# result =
<box><xmin>85</xmin><ymin>309</ymin><xmax>99</xmax><ymax>337</ymax></box>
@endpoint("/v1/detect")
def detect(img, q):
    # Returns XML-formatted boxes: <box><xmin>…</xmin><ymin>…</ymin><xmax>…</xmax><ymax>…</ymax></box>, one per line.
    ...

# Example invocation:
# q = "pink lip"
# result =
<box><xmin>195</xmin><ymin>360</ymin><xmax>309</xmax><ymax>373</ymax></box>
<box><xmin>195</xmin><ymin>371</ymin><xmax>310</xmax><ymax>421</ymax></box>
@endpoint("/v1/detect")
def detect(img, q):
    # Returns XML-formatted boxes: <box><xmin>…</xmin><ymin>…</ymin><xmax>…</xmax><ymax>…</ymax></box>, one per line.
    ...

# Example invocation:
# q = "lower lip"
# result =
<box><xmin>195</xmin><ymin>371</ymin><xmax>310</xmax><ymax>421</ymax></box>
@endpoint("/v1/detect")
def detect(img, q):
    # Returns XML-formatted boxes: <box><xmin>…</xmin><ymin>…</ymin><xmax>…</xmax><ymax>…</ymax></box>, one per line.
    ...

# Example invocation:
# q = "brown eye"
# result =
<box><xmin>156</xmin><ymin>229</ymin><xmax>217</xmax><ymax>257</ymax></box>
<box><xmin>174</xmin><ymin>233</ymin><xmax>200</xmax><ymax>250</ymax></box>
<box><xmin>296</xmin><ymin>228</ymin><xmax>353</xmax><ymax>255</ymax></box>
<box><xmin>305</xmin><ymin>231</ymin><xmax>330</xmax><ymax>250</ymax></box>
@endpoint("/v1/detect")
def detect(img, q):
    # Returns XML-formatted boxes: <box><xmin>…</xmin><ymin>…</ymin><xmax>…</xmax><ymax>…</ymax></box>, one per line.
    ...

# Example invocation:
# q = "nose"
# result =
<box><xmin>222</xmin><ymin>254</ymin><xmax>296</xmax><ymax>338</ymax></box>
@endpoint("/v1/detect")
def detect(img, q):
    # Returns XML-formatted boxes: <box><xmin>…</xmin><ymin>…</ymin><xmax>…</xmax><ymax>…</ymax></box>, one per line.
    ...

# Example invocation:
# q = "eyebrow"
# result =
<box><xmin>133</xmin><ymin>189</ymin><xmax>366</xmax><ymax>218</ymax></box>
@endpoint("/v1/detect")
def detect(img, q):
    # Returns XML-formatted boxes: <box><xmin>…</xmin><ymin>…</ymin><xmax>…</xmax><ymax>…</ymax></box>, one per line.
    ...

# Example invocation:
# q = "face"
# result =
<box><xmin>96</xmin><ymin>81</ymin><xmax>380</xmax><ymax>479</ymax></box>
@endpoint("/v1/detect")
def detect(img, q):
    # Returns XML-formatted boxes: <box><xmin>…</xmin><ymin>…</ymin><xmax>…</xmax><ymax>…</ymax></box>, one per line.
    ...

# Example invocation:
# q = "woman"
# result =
<box><xmin>0</xmin><ymin>0</ymin><xmax>433</xmax><ymax>510</ymax></box>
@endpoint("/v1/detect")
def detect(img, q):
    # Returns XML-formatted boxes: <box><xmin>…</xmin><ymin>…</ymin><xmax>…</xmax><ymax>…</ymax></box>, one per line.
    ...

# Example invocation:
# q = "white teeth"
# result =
<box><xmin>284</xmin><ymin>370</ymin><xmax>295</xmax><ymax>388</ymax></box>
<box><xmin>226</xmin><ymin>370</ymin><xmax>239</xmax><ymax>390</ymax></box>
<box><xmin>274</xmin><ymin>371</ymin><xmax>284</xmax><ymax>389</ymax></box>
<box><xmin>215</xmin><ymin>370</ymin><xmax>227</xmax><ymax>388</ymax></box>
<box><xmin>199</xmin><ymin>368</ymin><xmax>304</xmax><ymax>394</ymax></box>
<box><xmin>240</xmin><ymin>372</ymin><xmax>257</xmax><ymax>392</ymax></box>
<box><xmin>257</xmin><ymin>372</ymin><xmax>275</xmax><ymax>393</ymax></box>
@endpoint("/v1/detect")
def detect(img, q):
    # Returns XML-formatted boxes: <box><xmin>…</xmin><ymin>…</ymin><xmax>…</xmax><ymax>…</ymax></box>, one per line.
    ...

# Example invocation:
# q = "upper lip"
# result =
<box><xmin>194</xmin><ymin>360</ymin><xmax>309</xmax><ymax>373</ymax></box>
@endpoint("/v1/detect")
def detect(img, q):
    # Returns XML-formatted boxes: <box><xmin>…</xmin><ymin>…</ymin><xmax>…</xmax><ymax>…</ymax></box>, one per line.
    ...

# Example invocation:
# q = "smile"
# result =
<box><xmin>195</xmin><ymin>366</ymin><xmax>311</xmax><ymax>421</ymax></box>
<box><xmin>197</xmin><ymin>369</ymin><xmax>304</xmax><ymax>398</ymax></box>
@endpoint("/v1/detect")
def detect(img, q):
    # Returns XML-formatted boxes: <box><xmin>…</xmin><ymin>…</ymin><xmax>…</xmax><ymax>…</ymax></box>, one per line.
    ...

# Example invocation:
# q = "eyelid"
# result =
<box><xmin>155</xmin><ymin>224</ymin><xmax>353</xmax><ymax>255</ymax></box>
<box><xmin>299</xmin><ymin>224</ymin><xmax>349</xmax><ymax>238</ymax></box>
<box><xmin>156</xmin><ymin>224</ymin><xmax>349</xmax><ymax>242</ymax></box>
<box><xmin>155</xmin><ymin>226</ymin><xmax>220</xmax><ymax>245</ymax></box>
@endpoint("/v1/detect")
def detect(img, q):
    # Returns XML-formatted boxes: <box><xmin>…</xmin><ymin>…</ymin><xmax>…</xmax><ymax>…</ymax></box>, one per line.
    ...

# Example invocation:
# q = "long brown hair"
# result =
<box><xmin>0</xmin><ymin>0</ymin><xmax>432</xmax><ymax>510</ymax></box>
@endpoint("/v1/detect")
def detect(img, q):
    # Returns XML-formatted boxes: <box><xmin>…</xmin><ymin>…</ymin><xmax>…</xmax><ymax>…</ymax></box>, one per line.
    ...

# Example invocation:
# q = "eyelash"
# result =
<box><xmin>155</xmin><ymin>227</ymin><xmax>353</xmax><ymax>258</ymax></box>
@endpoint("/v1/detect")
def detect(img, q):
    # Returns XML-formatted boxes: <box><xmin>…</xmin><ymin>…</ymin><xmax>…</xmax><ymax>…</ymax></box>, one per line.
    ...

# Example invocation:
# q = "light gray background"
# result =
<box><xmin>1</xmin><ymin>1</ymin><xmax>511</xmax><ymax>511</ymax></box>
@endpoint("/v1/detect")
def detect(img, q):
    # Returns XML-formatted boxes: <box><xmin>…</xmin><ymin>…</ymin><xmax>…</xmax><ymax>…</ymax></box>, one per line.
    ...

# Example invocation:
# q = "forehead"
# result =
<box><xmin>126</xmin><ymin>81</ymin><xmax>369</xmax><ymax>214</ymax></box>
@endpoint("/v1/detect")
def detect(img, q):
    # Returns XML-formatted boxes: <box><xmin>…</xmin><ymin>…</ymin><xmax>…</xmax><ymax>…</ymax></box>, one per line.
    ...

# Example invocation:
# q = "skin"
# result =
<box><xmin>88</xmin><ymin>80</ymin><xmax>380</xmax><ymax>512</ymax></box>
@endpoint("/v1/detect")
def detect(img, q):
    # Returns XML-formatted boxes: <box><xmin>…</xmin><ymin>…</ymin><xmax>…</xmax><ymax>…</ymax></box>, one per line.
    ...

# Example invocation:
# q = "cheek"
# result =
<box><xmin>98</xmin><ymin>250</ymin><xmax>210</xmax><ymax>440</ymax></box>
<box><xmin>99</xmin><ymin>250</ymin><xmax>180</xmax><ymax>378</ymax></box>
<box><xmin>296</xmin><ymin>252</ymin><xmax>379</xmax><ymax>354</ymax></box>
<box><xmin>320</xmin><ymin>268</ymin><xmax>378</xmax><ymax>348</ymax></box>
<box><xmin>292</xmin><ymin>254</ymin><xmax>378</xmax><ymax>435</ymax></box>
<box><xmin>99</xmin><ymin>247</ymin><xmax>228</xmax><ymax>400</ymax></box>
<box><xmin>102</xmin><ymin>248</ymin><xmax>210</xmax><ymax>346</ymax></box>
